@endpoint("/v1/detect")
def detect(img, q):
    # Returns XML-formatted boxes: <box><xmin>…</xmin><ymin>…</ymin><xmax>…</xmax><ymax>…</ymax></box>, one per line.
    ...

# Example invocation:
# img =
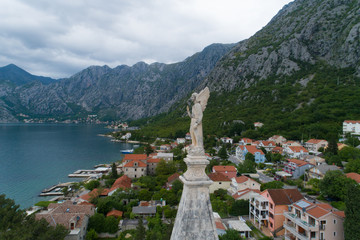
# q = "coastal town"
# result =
<box><xmin>17</xmin><ymin>120</ymin><xmax>359</xmax><ymax>240</ymax></box>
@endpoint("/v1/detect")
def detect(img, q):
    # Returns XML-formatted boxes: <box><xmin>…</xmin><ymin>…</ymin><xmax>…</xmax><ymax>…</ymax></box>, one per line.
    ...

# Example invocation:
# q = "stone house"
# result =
<box><xmin>268</xmin><ymin>135</ymin><xmax>287</xmax><ymax>145</ymax></box>
<box><xmin>132</xmin><ymin>206</ymin><xmax>156</xmax><ymax>217</ymax></box>
<box><xmin>146</xmin><ymin>158</ymin><xmax>161</xmax><ymax>175</ymax></box>
<box><xmin>123</xmin><ymin>159</ymin><xmax>147</xmax><ymax>179</ymax></box>
<box><xmin>308</xmin><ymin>164</ymin><xmax>340</xmax><ymax>180</ymax></box>
<box><xmin>208</xmin><ymin>172</ymin><xmax>232</xmax><ymax>193</ymax></box>
<box><xmin>36</xmin><ymin>201</ymin><xmax>95</xmax><ymax>240</ymax></box>
<box><xmin>166</xmin><ymin>173</ymin><xmax>180</xmax><ymax>189</ymax></box>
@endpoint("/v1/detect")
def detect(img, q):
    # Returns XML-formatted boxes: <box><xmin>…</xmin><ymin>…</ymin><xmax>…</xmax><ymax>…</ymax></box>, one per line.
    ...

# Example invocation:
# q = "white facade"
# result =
<box><xmin>343</xmin><ymin>120</ymin><xmax>360</xmax><ymax>135</ymax></box>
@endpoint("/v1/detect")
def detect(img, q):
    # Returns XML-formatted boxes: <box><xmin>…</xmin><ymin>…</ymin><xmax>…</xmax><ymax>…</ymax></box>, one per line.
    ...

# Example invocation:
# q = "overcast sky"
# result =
<box><xmin>0</xmin><ymin>0</ymin><xmax>293</xmax><ymax>78</ymax></box>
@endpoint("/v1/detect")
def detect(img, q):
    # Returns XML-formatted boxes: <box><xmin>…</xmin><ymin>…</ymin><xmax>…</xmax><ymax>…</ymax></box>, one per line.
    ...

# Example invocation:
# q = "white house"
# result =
<box><xmin>343</xmin><ymin>120</ymin><xmax>360</xmax><ymax>135</ymax></box>
<box><xmin>221</xmin><ymin>137</ymin><xmax>233</xmax><ymax>144</ymax></box>
<box><xmin>229</xmin><ymin>176</ymin><xmax>261</xmax><ymax>194</ymax></box>
<box><xmin>176</xmin><ymin>138</ymin><xmax>186</xmax><ymax>144</ymax></box>
<box><xmin>284</xmin><ymin>146</ymin><xmax>309</xmax><ymax>159</ymax></box>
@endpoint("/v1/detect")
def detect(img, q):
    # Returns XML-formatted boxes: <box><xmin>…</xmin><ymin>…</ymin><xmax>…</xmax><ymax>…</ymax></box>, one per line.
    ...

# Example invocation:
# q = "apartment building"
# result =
<box><xmin>284</xmin><ymin>199</ymin><xmax>345</xmax><ymax>240</ymax></box>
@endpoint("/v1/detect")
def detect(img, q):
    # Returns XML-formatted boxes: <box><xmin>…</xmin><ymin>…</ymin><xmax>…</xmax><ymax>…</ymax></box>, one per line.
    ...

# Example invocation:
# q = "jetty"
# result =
<box><xmin>40</xmin><ymin>182</ymin><xmax>73</xmax><ymax>197</ymax></box>
<box><xmin>68</xmin><ymin>167</ymin><xmax>110</xmax><ymax>178</ymax></box>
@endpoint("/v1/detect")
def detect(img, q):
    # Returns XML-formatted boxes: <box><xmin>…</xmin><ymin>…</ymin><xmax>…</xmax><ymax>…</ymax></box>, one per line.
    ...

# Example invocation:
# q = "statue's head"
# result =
<box><xmin>190</xmin><ymin>93</ymin><xmax>198</xmax><ymax>102</ymax></box>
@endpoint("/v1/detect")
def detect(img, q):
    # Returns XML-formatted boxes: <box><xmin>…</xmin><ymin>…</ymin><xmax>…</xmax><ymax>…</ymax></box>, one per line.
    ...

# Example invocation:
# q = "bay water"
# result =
<box><xmin>0</xmin><ymin>123</ymin><xmax>133</xmax><ymax>209</ymax></box>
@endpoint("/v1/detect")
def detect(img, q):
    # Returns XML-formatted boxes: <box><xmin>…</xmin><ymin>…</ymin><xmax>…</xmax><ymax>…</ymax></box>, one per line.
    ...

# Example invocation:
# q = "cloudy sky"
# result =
<box><xmin>0</xmin><ymin>0</ymin><xmax>293</xmax><ymax>78</ymax></box>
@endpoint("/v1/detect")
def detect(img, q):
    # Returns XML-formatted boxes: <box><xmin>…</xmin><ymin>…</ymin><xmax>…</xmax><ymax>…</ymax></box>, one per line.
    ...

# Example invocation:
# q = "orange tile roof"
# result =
<box><xmin>215</xmin><ymin>221</ymin><xmax>226</xmax><ymax>230</ymax></box>
<box><xmin>124</xmin><ymin>159</ymin><xmax>147</xmax><ymax>168</ymax></box>
<box><xmin>147</xmin><ymin>158</ymin><xmax>161</xmax><ymax>163</ymax></box>
<box><xmin>344</xmin><ymin>120</ymin><xmax>360</xmax><ymax>124</ymax></box>
<box><xmin>288</xmin><ymin>146</ymin><xmax>309</xmax><ymax>152</ymax></box>
<box><xmin>208</xmin><ymin>172</ymin><xmax>231</xmax><ymax>182</ymax></box>
<box><xmin>261</xmin><ymin>141</ymin><xmax>276</xmax><ymax>146</ymax></box>
<box><xmin>234</xmin><ymin>175</ymin><xmax>255</xmax><ymax>184</ymax></box>
<box><xmin>333</xmin><ymin>210</ymin><xmax>345</xmax><ymax>218</ymax></box>
<box><xmin>288</xmin><ymin>159</ymin><xmax>313</xmax><ymax>167</ymax></box>
<box><xmin>123</xmin><ymin>154</ymin><xmax>147</xmax><ymax>162</ymax></box>
<box><xmin>232</xmin><ymin>188</ymin><xmax>261</xmax><ymax>200</ymax></box>
<box><xmin>245</xmin><ymin>145</ymin><xmax>264</xmax><ymax>155</ymax></box>
<box><xmin>106</xmin><ymin>209</ymin><xmax>123</xmax><ymax>218</ymax></box>
<box><xmin>139</xmin><ymin>201</ymin><xmax>150</xmax><ymax>206</ymax></box>
<box><xmin>110</xmin><ymin>175</ymin><xmax>132</xmax><ymax>192</ymax></box>
<box><xmin>346</xmin><ymin>172</ymin><xmax>360</xmax><ymax>183</ymax></box>
<box><xmin>306</xmin><ymin>139</ymin><xmax>326</xmax><ymax>144</ymax></box>
<box><xmin>80</xmin><ymin>188</ymin><xmax>110</xmax><ymax>201</ymax></box>
<box><xmin>306</xmin><ymin>206</ymin><xmax>330</xmax><ymax>218</ymax></box>
<box><xmin>168</xmin><ymin>173</ymin><xmax>180</xmax><ymax>183</ymax></box>
<box><xmin>213</xmin><ymin>165</ymin><xmax>237</xmax><ymax>173</ymax></box>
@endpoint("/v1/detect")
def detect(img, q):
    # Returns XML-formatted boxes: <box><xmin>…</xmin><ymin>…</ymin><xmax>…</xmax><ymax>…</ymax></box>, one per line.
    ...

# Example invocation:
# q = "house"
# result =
<box><xmin>166</xmin><ymin>173</ymin><xmax>180</xmax><ymax>189</ymax></box>
<box><xmin>228</xmin><ymin>175</ymin><xmax>260</xmax><ymax>194</ymax></box>
<box><xmin>305</xmin><ymin>139</ymin><xmax>328</xmax><ymax>153</ymax></box>
<box><xmin>212</xmin><ymin>165</ymin><xmax>237</xmax><ymax>179</ymax></box>
<box><xmin>132</xmin><ymin>206</ymin><xmax>156</xmax><ymax>217</ymax></box>
<box><xmin>120</xmin><ymin>219</ymin><xmax>148</xmax><ymax>231</ymax></box>
<box><xmin>106</xmin><ymin>210</ymin><xmax>123</xmax><ymax>218</ymax></box>
<box><xmin>304</xmin><ymin>155</ymin><xmax>326</xmax><ymax>166</ymax></box>
<box><xmin>282</xmin><ymin>141</ymin><xmax>302</xmax><ymax>148</ymax></box>
<box><xmin>159</xmin><ymin>144</ymin><xmax>171</xmax><ymax>152</ymax></box>
<box><xmin>153</xmin><ymin>152</ymin><xmax>174</xmax><ymax>161</ymax></box>
<box><xmin>284</xmin><ymin>146</ymin><xmax>309</xmax><ymax>159</ymax></box>
<box><xmin>228</xmin><ymin>219</ymin><xmax>252</xmax><ymax>238</ymax></box>
<box><xmin>239</xmin><ymin>138</ymin><xmax>253</xmax><ymax>145</ymax></box>
<box><xmin>123</xmin><ymin>159</ymin><xmax>147</xmax><ymax>179</ymax></box>
<box><xmin>213</xmin><ymin>212</ymin><xmax>227</xmax><ymax>236</ymax></box>
<box><xmin>254</xmin><ymin>122</ymin><xmax>264</xmax><ymax>128</ymax></box>
<box><xmin>258</xmin><ymin>141</ymin><xmax>276</xmax><ymax>152</ymax></box>
<box><xmin>343</xmin><ymin>120</ymin><xmax>360</xmax><ymax>135</ymax></box>
<box><xmin>236</xmin><ymin>145</ymin><xmax>266</xmax><ymax>163</ymax></box>
<box><xmin>271</xmin><ymin>146</ymin><xmax>283</xmax><ymax>154</ymax></box>
<box><xmin>232</xmin><ymin>188</ymin><xmax>261</xmax><ymax>200</ymax></box>
<box><xmin>345</xmin><ymin>172</ymin><xmax>360</xmax><ymax>184</ymax></box>
<box><xmin>283</xmin><ymin>159</ymin><xmax>314</xmax><ymax>179</ymax></box>
<box><xmin>221</xmin><ymin>137</ymin><xmax>233</xmax><ymax>144</ymax></box>
<box><xmin>250</xmin><ymin>189</ymin><xmax>304</xmax><ymax>237</ymax></box>
<box><xmin>146</xmin><ymin>158</ymin><xmax>161</xmax><ymax>175</ymax></box>
<box><xmin>308</xmin><ymin>163</ymin><xmax>340</xmax><ymax>180</ymax></box>
<box><xmin>80</xmin><ymin>188</ymin><xmax>110</xmax><ymax>202</ymax></box>
<box><xmin>268</xmin><ymin>135</ymin><xmax>287</xmax><ymax>145</ymax></box>
<box><xmin>108</xmin><ymin>175</ymin><xmax>132</xmax><ymax>196</ymax></box>
<box><xmin>208</xmin><ymin>172</ymin><xmax>232</xmax><ymax>193</ymax></box>
<box><xmin>121</xmin><ymin>132</ymin><xmax>132</xmax><ymax>140</ymax></box>
<box><xmin>177</xmin><ymin>138</ymin><xmax>186</xmax><ymax>144</ymax></box>
<box><xmin>122</xmin><ymin>154</ymin><xmax>148</xmax><ymax>164</ymax></box>
<box><xmin>36</xmin><ymin>201</ymin><xmax>95</xmax><ymax>240</ymax></box>
<box><xmin>284</xmin><ymin>199</ymin><xmax>345</xmax><ymax>240</ymax></box>
<box><xmin>185</xmin><ymin>132</ymin><xmax>192</xmax><ymax>140</ymax></box>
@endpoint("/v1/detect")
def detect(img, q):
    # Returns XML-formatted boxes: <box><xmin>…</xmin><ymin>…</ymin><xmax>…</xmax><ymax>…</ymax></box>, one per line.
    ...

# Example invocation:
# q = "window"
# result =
<box><xmin>219</xmin><ymin>182</ymin><xmax>222</xmax><ymax>184</ymax></box>
<box><xmin>269</xmin><ymin>213</ymin><xmax>274</xmax><ymax>219</ymax></box>
<box><xmin>270</xmin><ymin>222</ymin><xmax>273</xmax><ymax>228</ymax></box>
<box><xmin>334</xmin><ymin>232</ymin><xmax>336</xmax><ymax>237</ymax></box>
<box><xmin>270</xmin><ymin>203</ymin><xmax>273</xmax><ymax>209</ymax></box>
<box><xmin>135</xmin><ymin>168</ymin><xmax>137</xmax><ymax>171</ymax></box>
<box><xmin>311</xmin><ymin>232</ymin><xmax>316</xmax><ymax>238</ymax></box>
<box><xmin>134</xmin><ymin>175</ymin><xmax>137</xmax><ymax>178</ymax></box>
<box><xmin>334</xmin><ymin>219</ymin><xmax>337</xmax><ymax>224</ymax></box>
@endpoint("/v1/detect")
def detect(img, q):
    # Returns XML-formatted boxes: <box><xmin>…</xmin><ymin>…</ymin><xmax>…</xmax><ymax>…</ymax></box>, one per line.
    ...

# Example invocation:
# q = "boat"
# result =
<box><xmin>121</xmin><ymin>149</ymin><xmax>134</xmax><ymax>154</ymax></box>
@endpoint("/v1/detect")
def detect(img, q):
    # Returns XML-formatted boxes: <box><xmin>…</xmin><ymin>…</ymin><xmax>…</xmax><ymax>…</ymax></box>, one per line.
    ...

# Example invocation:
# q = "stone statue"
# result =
<box><xmin>187</xmin><ymin>87</ymin><xmax>210</xmax><ymax>155</ymax></box>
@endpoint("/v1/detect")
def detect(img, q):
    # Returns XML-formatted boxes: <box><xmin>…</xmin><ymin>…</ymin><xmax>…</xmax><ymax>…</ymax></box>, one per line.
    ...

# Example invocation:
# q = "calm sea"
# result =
<box><xmin>0</xmin><ymin>123</ymin><xmax>133</xmax><ymax>209</ymax></box>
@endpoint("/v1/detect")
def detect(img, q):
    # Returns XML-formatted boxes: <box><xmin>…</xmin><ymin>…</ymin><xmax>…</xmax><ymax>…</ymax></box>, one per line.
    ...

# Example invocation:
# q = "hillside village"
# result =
<box><xmin>26</xmin><ymin>120</ymin><xmax>360</xmax><ymax>240</ymax></box>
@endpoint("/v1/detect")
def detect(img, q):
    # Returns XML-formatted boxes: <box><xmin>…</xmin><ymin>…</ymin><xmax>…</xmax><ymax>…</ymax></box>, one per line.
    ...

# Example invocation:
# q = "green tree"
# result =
<box><xmin>261</xmin><ymin>181</ymin><xmax>284</xmax><ymax>191</ymax></box>
<box><xmin>345</xmin><ymin>159</ymin><xmax>360</xmax><ymax>174</ymax></box>
<box><xmin>326</xmin><ymin>136</ymin><xmax>338</xmax><ymax>155</ymax></box>
<box><xmin>219</xmin><ymin>229</ymin><xmax>241</xmax><ymax>240</ymax></box>
<box><xmin>339</xmin><ymin>146</ymin><xmax>360</xmax><ymax>162</ymax></box>
<box><xmin>104</xmin><ymin>216</ymin><xmax>119</xmax><ymax>233</ymax></box>
<box><xmin>111</xmin><ymin>162</ymin><xmax>118</xmax><ymax>179</ymax></box>
<box><xmin>319</xmin><ymin>170</ymin><xmax>356</xmax><ymax>201</ymax></box>
<box><xmin>155</xmin><ymin>160</ymin><xmax>177</xmax><ymax>176</ymax></box>
<box><xmin>135</xmin><ymin>218</ymin><xmax>146</xmax><ymax>240</ymax></box>
<box><xmin>237</xmin><ymin>158</ymin><xmax>256</xmax><ymax>174</ymax></box>
<box><xmin>344</xmin><ymin>184</ymin><xmax>360</xmax><ymax>240</ymax></box>
<box><xmin>230</xmin><ymin>200</ymin><xmax>249</xmax><ymax>216</ymax></box>
<box><xmin>218</xmin><ymin>146</ymin><xmax>228</xmax><ymax>160</ymax></box>
<box><xmin>88</xmin><ymin>213</ymin><xmax>106</xmax><ymax>233</ymax></box>
<box><xmin>145</xmin><ymin>144</ymin><xmax>154</xmax><ymax>156</ymax></box>
<box><xmin>86</xmin><ymin>228</ymin><xmax>98</xmax><ymax>240</ymax></box>
<box><xmin>171</xmin><ymin>179</ymin><xmax>183</xmax><ymax>194</ymax></box>
<box><xmin>85</xmin><ymin>180</ymin><xmax>100</xmax><ymax>191</ymax></box>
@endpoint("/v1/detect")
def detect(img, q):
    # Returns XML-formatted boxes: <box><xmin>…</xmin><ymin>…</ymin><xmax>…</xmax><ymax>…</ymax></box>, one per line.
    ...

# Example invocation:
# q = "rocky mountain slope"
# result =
<box><xmin>138</xmin><ymin>0</ymin><xmax>360</xmax><ymax>139</ymax></box>
<box><xmin>0</xmin><ymin>43</ymin><xmax>234</xmax><ymax>122</ymax></box>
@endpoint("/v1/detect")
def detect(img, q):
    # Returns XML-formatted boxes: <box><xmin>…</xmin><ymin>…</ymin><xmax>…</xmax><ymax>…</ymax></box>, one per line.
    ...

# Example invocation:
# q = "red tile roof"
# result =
<box><xmin>232</xmin><ymin>188</ymin><xmax>261</xmax><ymax>200</ymax></box>
<box><xmin>167</xmin><ymin>173</ymin><xmax>180</xmax><ymax>183</ymax></box>
<box><xmin>344</xmin><ymin>120</ymin><xmax>360</xmax><ymax>124</ymax></box>
<box><xmin>245</xmin><ymin>145</ymin><xmax>264</xmax><ymax>155</ymax></box>
<box><xmin>147</xmin><ymin>158</ymin><xmax>161</xmax><ymax>163</ymax></box>
<box><xmin>261</xmin><ymin>141</ymin><xmax>276</xmax><ymax>146</ymax></box>
<box><xmin>306</xmin><ymin>206</ymin><xmax>330</xmax><ymax>218</ymax></box>
<box><xmin>123</xmin><ymin>159</ymin><xmax>147</xmax><ymax>168</ymax></box>
<box><xmin>346</xmin><ymin>172</ymin><xmax>360</xmax><ymax>183</ymax></box>
<box><xmin>288</xmin><ymin>159</ymin><xmax>313</xmax><ymax>167</ymax></box>
<box><xmin>215</xmin><ymin>221</ymin><xmax>226</xmax><ymax>230</ymax></box>
<box><xmin>208</xmin><ymin>172</ymin><xmax>231</xmax><ymax>182</ymax></box>
<box><xmin>306</xmin><ymin>139</ymin><xmax>327</xmax><ymax>144</ymax></box>
<box><xmin>106</xmin><ymin>209</ymin><xmax>123</xmax><ymax>218</ymax></box>
<box><xmin>266</xmin><ymin>189</ymin><xmax>303</xmax><ymax>205</ymax></box>
<box><xmin>80</xmin><ymin>188</ymin><xmax>110</xmax><ymax>201</ymax></box>
<box><xmin>234</xmin><ymin>175</ymin><xmax>255</xmax><ymax>184</ymax></box>
<box><xmin>213</xmin><ymin>165</ymin><xmax>237</xmax><ymax>173</ymax></box>
<box><xmin>110</xmin><ymin>175</ymin><xmax>132</xmax><ymax>192</ymax></box>
<box><xmin>123</xmin><ymin>154</ymin><xmax>148</xmax><ymax>162</ymax></box>
<box><xmin>288</xmin><ymin>146</ymin><xmax>309</xmax><ymax>153</ymax></box>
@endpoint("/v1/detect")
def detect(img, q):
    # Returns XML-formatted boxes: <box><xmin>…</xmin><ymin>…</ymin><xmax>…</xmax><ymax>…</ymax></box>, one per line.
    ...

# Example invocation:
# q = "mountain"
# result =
<box><xmin>0</xmin><ymin>64</ymin><xmax>57</xmax><ymax>86</ymax></box>
<box><xmin>137</xmin><ymin>0</ymin><xmax>360</xmax><ymax>140</ymax></box>
<box><xmin>0</xmin><ymin>43</ymin><xmax>234</xmax><ymax>122</ymax></box>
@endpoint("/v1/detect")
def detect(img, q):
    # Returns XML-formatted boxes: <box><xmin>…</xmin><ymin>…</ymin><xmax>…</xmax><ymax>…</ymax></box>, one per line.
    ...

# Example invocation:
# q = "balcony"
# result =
<box><xmin>284</xmin><ymin>211</ymin><xmax>317</xmax><ymax>231</ymax></box>
<box><xmin>284</xmin><ymin>234</ymin><xmax>297</xmax><ymax>240</ymax></box>
<box><xmin>283</xmin><ymin>223</ymin><xmax>309</xmax><ymax>240</ymax></box>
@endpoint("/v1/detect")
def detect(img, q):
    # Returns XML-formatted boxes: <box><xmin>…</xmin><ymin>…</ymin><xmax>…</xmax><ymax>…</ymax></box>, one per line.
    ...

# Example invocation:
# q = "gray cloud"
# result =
<box><xmin>0</xmin><ymin>0</ymin><xmax>293</xmax><ymax>78</ymax></box>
